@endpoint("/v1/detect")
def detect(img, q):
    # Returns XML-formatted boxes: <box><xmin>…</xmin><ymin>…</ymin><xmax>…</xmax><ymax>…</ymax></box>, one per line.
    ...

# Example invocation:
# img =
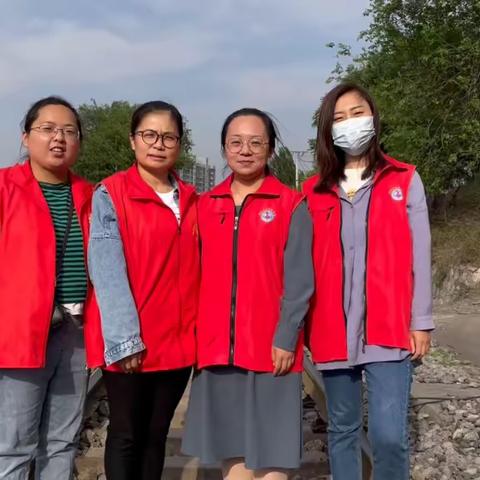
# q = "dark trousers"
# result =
<box><xmin>102</xmin><ymin>367</ymin><xmax>191</xmax><ymax>480</ymax></box>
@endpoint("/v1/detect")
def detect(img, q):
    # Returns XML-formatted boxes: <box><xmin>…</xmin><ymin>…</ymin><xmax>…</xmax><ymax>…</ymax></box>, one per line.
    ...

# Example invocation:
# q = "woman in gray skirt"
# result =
<box><xmin>182</xmin><ymin>108</ymin><xmax>314</xmax><ymax>479</ymax></box>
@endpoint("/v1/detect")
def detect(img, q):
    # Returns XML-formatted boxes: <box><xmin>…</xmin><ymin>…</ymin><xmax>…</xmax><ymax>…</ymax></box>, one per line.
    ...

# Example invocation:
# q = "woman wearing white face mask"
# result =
<box><xmin>303</xmin><ymin>83</ymin><xmax>433</xmax><ymax>479</ymax></box>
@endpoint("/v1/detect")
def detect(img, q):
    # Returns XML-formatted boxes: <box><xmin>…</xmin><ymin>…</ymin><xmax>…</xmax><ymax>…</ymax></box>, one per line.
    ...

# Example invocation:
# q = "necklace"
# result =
<box><xmin>346</xmin><ymin>188</ymin><xmax>358</xmax><ymax>200</ymax></box>
<box><xmin>341</xmin><ymin>167</ymin><xmax>369</xmax><ymax>200</ymax></box>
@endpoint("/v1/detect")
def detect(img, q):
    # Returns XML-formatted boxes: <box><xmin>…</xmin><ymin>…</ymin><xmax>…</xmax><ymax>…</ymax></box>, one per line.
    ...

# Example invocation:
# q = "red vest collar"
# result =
<box><xmin>209</xmin><ymin>173</ymin><xmax>284</xmax><ymax>198</ymax></box>
<box><xmin>125</xmin><ymin>164</ymin><xmax>196</xmax><ymax>213</ymax></box>
<box><xmin>10</xmin><ymin>160</ymin><xmax>91</xmax><ymax>213</ymax></box>
<box><xmin>307</xmin><ymin>154</ymin><xmax>411</xmax><ymax>195</ymax></box>
<box><xmin>372</xmin><ymin>154</ymin><xmax>410</xmax><ymax>182</ymax></box>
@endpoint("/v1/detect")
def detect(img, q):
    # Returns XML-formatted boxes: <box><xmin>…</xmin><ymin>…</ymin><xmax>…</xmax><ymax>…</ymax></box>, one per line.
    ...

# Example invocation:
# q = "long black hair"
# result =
<box><xmin>314</xmin><ymin>82</ymin><xmax>385</xmax><ymax>190</ymax></box>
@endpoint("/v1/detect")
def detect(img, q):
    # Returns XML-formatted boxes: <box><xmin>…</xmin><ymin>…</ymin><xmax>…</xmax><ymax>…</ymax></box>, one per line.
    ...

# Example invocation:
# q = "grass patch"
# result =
<box><xmin>431</xmin><ymin>176</ymin><xmax>480</xmax><ymax>288</ymax></box>
<box><xmin>428</xmin><ymin>347</ymin><xmax>460</xmax><ymax>366</ymax></box>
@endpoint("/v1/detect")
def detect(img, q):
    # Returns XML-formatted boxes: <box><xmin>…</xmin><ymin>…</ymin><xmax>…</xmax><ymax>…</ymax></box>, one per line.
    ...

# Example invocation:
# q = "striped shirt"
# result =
<box><xmin>39</xmin><ymin>182</ymin><xmax>87</xmax><ymax>304</ymax></box>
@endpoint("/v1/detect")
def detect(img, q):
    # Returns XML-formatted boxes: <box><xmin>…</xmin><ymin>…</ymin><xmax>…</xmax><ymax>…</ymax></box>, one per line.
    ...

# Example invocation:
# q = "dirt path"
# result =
<box><xmin>434</xmin><ymin>309</ymin><xmax>480</xmax><ymax>366</ymax></box>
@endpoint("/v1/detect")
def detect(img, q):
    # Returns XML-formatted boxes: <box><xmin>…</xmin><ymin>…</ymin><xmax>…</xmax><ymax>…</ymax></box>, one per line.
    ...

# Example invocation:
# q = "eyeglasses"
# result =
<box><xmin>225</xmin><ymin>137</ymin><xmax>269</xmax><ymax>154</ymax></box>
<box><xmin>30</xmin><ymin>124</ymin><xmax>80</xmax><ymax>141</ymax></box>
<box><xmin>135</xmin><ymin>130</ymin><xmax>180</xmax><ymax>148</ymax></box>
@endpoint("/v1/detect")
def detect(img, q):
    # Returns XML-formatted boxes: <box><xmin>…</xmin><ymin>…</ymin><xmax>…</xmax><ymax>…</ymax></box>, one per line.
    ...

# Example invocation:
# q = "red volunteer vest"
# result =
<box><xmin>196</xmin><ymin>174</ymin><xmax>304</xmax><ymax>372</ymax></box>
<box><xmin>303</xmin><ymin>155</ymin><xmax>415</xmax><ymax>363</ymax></box>
<box><xmin>0</xmin><ymin>161</ymin><xmax>94</xmax><ymax>368</ymax></box>
<box><xmin>84</xmin><ymin>165</ymin><xmax>200</xmax><ymax>371</ymax></box>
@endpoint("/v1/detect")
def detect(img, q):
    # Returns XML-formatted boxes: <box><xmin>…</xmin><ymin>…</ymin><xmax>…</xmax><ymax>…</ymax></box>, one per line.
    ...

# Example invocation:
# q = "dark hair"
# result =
<box><xmin>130</xmin><ymin>101</ymin><xmax>184</xmax><ymax>139</ymax></box>
<box><xmin>220</xmin><ymin>108</ymin><xmax>280</xmax><ymax>155</ymax></box>
<box><xmin>22</xmin><ymin>96</ymin><xmax>83</xmax><ymax>141</ymax></box>
<box><xmin>314</xmin><ymin>82</ymin><xmax>385</xmax><ymax>190</ymax></box>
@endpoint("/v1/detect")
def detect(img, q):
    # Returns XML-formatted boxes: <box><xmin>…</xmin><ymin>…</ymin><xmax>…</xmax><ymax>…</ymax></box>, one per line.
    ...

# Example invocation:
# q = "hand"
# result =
<box><xmin>410</xmin><ymin>331</ymin><xmax>431</xmax><ymax>361</ymax></box>
<box><xmin>272</xmin><ymin>347</ymin><xmax>295</xmax><ymax>376</ymax></box>
<box><xmin>118</xmin><ymin>352</ymin><xmax>143</xmax><ymax>373</ymax></box>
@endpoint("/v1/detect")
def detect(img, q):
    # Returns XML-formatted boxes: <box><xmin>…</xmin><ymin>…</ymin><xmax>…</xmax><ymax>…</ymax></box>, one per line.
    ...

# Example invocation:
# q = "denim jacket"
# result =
<box><xmin>88</xmin><ymin>185</ymin><xmax>146</xmax><ymax>365</ymax></box>
<box><xmin>88</xmin><ymin>179</ymin><xmax>178</xmax><ymax>366</ymax></box>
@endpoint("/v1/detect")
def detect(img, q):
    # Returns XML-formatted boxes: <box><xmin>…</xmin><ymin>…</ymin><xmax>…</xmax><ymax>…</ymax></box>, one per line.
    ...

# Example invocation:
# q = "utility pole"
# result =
<box><xmin>205</xmin><ymin>157</ymin><xmax>209</xmax><ymax>192</ymax></box>
<box><xmin>290</xmin><ymin>150</ymin><xmax>307</xmax><ymax>190</ymax></box>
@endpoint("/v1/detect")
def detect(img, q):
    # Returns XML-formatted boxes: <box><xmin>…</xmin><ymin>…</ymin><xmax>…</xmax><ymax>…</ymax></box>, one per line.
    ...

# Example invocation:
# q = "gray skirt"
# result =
<box><xmin>181</xmin><ymin>366</ymin><xmax>302</xmax><ymax>470</ymax></box>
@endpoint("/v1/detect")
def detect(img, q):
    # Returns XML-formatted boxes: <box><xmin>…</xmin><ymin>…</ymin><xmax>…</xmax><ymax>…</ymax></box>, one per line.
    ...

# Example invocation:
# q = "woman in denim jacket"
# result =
<box><xmin>86</xmin><ymin>101</ymin><xmax>200</xmax><ymax>480</ymax></box>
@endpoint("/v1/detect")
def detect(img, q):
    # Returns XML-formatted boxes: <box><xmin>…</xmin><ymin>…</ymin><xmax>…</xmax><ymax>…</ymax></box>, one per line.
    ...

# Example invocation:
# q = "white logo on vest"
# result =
<box><xmin>259</xmin><ymin>208</ymin><xmax>276</xmax><ymax>223</ymax></box>
<box><xmin>390</xmin><ymin>187</ymin><xmax>404</xmax><ymax>201</ymax></box>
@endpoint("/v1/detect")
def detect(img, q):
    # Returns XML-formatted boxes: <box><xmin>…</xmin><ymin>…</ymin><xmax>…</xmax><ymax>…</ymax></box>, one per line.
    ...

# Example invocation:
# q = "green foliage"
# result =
<box><xmin>74</xmin><ymin>100</ymin><xmax>196</xmax><ymax>183</ymax></box>
<box><xmin>322</xmin><ymin>0</ymin><xmax>480</xmax><ymax>197</ymax></box>
<box><xmin>270</xmin><ymin>147</ymin><xmax>296</xmax><ymax>187</ymax></box>
<box><xmin>270</xmin><ymin>147</ymin><xmax>318</xmax><ymax>188</ymax></box>
<box><xmin>299</xmin><ymin>168</ymin><xmax>317</xmax><ymax>184</ymax></box>
<box><xmin>75</xmin><ymin>101</ymin><xmax>133</xmax><ymax>182</ymax></box>
<box><xmin>431</xmin><ymin>174</ymin><xmax>480</xmax><ymax>289</ymax></box>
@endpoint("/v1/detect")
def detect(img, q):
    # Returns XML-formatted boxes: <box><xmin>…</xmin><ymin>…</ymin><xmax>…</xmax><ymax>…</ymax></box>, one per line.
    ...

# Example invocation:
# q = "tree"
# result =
<box><xmin>74</xmin><ymin>100</ymin><xmax>196</xmax><ymax>183</ymax></box>
<box><xmin>320</xmin><ymin>0</ymin><xmax>480</xmax><ymax>200</ymax></box>
<box><xmin>270</xmin><ymin>147</ymin><xmax>296</xmax><ymax>188</ymax></box>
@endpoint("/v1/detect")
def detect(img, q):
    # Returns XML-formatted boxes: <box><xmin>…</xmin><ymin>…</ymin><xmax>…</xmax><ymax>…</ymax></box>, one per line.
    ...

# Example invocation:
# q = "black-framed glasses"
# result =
<box><xmin>30</xmin><ymin>124</ymin><xmax>80</xmax><ymax>141</ymax></box>
<box><xmin>226</xmin><ymin>136</ymin><xmax>269</xmax><ymax>154</ymax></box>
<box><xmin>135</xmin><ymin>130</ymin><xmax>180</xmax><ymax>148</ymax></box>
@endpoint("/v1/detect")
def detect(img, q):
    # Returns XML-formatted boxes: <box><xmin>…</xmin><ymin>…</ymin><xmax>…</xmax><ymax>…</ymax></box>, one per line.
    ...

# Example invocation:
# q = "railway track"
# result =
<box><xmin>77</xmin><ymin>360</ymin><xmax>373</xmax><ymax>479</ymax></box>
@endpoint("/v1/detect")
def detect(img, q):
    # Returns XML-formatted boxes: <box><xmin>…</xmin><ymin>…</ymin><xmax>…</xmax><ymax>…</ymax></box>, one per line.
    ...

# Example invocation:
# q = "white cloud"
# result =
<box><xmin>0</xmin><ymin>1</ymin><xmax>371</xmax><ymax>98</ymax></box>
<box><xmin>0</xmin><ymin>0</ymin><xmax>372</xmax><ymax>169</ymax></box>
<box><xmin>225</xmin><ymin>62</ymin><xmax>332</xmax><ymax>111</ymax></box>
<box><xmin>0</xmin><ymin>21</ymin><xmax>219</xmax><ymax>97</ymax></box>
<box><xmin>135</xmin><ymin>0</ymin><xmax>370</xmax><ymax>36</ymax></box>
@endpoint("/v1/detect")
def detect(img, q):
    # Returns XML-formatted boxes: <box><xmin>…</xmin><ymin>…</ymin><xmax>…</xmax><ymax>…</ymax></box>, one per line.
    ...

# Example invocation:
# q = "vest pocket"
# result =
<box><xmin>310</xmin><ymin>205</ymin><xmax>335</xmax><ymax>221</ymax></box>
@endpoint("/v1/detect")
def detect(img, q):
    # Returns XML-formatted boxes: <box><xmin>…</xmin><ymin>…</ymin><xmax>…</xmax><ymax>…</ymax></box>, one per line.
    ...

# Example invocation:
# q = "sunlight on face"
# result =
<box><xmin>130</xmin><ymin>111</ymin><xmax>181</xmax><ymax>173</ymax></box>
<box><xmin>333</xmin><ymin>90</ymin><xmax>373</xmax><ymax>123</ymax></box>
<box><xmin>225</xmin><ymin>115</ymin><xmax>271</xmax><ymax>180</ymax></box>
<box><xmin>22</xmin><ymin>104</ymin><xmax>80</xmax><ymax>173</ymax></box>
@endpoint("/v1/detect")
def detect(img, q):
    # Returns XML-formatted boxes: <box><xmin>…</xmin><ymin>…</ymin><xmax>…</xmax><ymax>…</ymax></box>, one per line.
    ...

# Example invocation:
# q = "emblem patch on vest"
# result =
<box><xmin>259</xmin><ymin>208</ymin><xmax>276</xmax><ymax>223</ymax></box>
<box><xmin>390</xmin><ymin>187</ymin><xmax>404</xmax><ymax>202</ymax></box>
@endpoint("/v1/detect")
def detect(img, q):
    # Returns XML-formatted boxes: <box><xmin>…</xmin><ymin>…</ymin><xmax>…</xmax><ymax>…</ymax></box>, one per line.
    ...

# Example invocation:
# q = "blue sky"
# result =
<box><xmin>0</xmin><ymin>0</ymin><xmax>371</xmax><ymax>175</ymax></box>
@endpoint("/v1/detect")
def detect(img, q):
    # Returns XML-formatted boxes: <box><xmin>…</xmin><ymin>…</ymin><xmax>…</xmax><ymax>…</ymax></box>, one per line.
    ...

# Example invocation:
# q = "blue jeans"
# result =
<box><xmin>0</xmin><ymin>321</ymin><xmax>88</xmax><ymax>480</ymax></box>
<box><xmin>322</xmin><ymin>358</ymin><xmax>412</xmax><ymax>480</ymax></box>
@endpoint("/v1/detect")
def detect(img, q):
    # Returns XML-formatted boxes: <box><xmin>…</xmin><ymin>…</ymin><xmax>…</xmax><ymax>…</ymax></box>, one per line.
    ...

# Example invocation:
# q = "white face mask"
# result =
<box><xmin>331</xmin><ymin>116</ymin><xmax>375</xmax><ymax>156</ymax></box>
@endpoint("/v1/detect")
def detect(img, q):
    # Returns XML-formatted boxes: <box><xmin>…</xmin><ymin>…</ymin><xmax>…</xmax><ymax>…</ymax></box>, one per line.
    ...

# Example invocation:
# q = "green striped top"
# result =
<box><xmin>39</xmin><ymin>182</ymin><xmax>87</xmax><ymax>304</ymax></box>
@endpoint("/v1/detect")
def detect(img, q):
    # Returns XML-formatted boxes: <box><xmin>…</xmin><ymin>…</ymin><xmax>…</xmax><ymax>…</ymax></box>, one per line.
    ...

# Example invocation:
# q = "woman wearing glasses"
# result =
<box><xmin>182</xmin><ymin>108</ymin><xmax>314</xmax><ymax>480</ymax></box>
<box><xmin>85</xmin><ymin>101</ymin><xmax>200</xmax><ymax>480</ymax></box>
<box><xmin>0</xmin><ymin>96</ymin><xmax>93</xmax><ymax>479</ymax></box>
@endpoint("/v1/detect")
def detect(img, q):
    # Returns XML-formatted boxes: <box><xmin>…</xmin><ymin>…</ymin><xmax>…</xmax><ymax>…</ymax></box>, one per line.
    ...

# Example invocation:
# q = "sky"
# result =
<box><xmin>0</xmin><ymin>0</ymin><xmax>371</xmax><ymax>177</ymax></box>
